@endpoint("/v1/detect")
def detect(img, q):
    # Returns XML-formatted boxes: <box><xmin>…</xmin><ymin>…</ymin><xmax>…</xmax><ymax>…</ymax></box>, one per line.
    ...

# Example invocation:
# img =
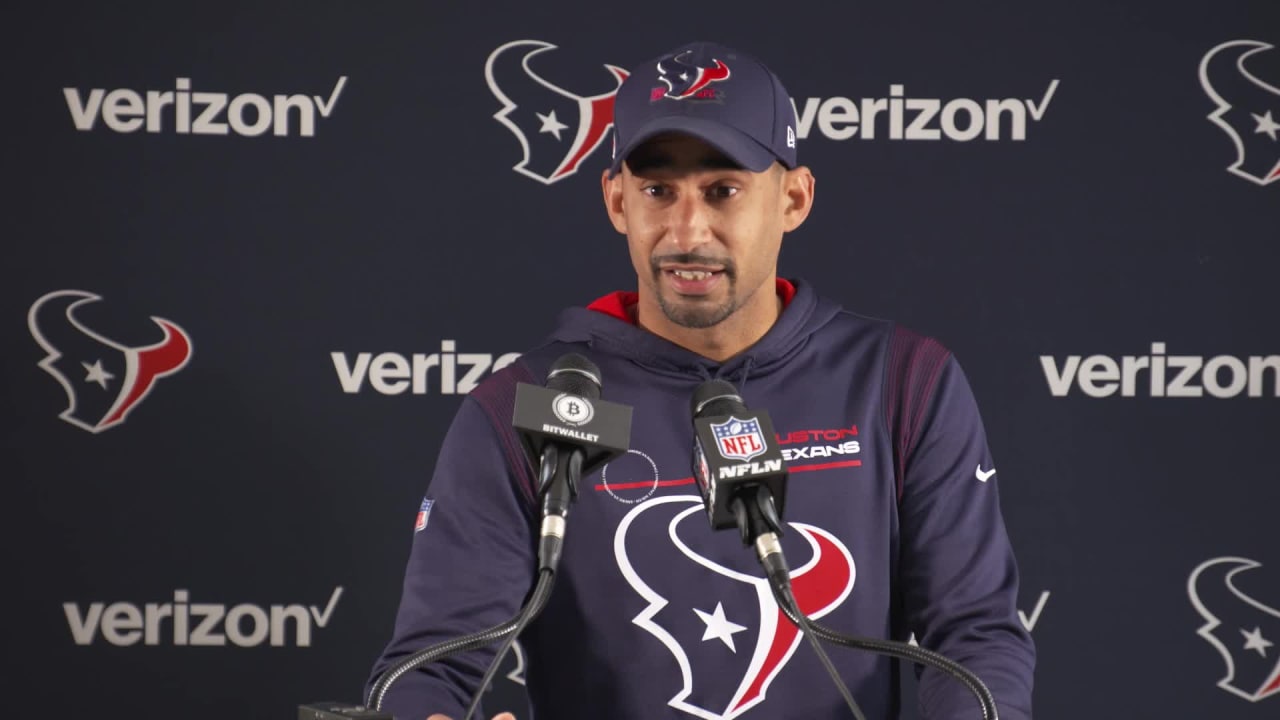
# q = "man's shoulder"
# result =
<box><xmin>799</xmin><ymin>299</ymin><xmax>957</xmax><ymax>406</ymax></box>
<box><xmin>810</xmin><ymin>299</ymin><xmax>952</xmax><ymax>358</ymax></box>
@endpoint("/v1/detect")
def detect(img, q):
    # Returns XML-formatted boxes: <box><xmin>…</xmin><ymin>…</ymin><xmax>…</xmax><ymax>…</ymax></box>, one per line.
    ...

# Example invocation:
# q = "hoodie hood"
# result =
<box><xmin>546</xmin><ymin>278</ymin><xmax>842</xmax><ymax>387</ymax></box>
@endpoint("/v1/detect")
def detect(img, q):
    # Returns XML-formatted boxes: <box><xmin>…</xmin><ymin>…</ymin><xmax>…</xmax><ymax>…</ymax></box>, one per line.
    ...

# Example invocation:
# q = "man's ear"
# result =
<box><xmin>780</xmin><ymin>166</ymin><xmax>815</xmax><ymax>233</ymax></box>
<box><xmin>602</xmin><ymin>169</ymin><xmax>628</xmax><ymax>235</ymax></box>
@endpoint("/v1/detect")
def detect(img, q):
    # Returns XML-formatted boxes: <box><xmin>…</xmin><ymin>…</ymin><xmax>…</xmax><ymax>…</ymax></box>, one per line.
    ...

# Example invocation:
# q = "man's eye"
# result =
<box><xmin>708</xmin><ymin>186</ymin><xmax>738</xmax><ymax>199</ymax></box>
<box><xmin>643</xmin><ymin>185</ymin><xmax>667</xmax><ymax>198</ymax></box>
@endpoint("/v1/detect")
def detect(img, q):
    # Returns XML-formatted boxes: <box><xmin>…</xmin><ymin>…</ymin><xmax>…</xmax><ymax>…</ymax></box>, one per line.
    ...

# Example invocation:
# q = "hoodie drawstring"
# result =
<box><xmin>706</xmin><ymin>356</ymin><xmax>754</xmax><ymax>395</ymax></box>
<box><xmin>735</xmin><ymin>357</ymin><xmax>754</xmax><ymax>395</ymax></box>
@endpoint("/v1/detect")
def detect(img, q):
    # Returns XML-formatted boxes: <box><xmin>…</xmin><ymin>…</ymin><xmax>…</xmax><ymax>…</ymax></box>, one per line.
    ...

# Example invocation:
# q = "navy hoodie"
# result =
<box><xmin>367</xmin><ymin>279</ymin><xmax>1035</xmax><ymax>720</ymax></box>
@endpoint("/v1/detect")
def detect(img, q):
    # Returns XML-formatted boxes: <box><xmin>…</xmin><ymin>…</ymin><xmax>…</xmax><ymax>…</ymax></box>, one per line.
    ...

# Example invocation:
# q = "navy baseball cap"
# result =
<box><xmin>608</xmin><ymin>41</ymin><xmax>798</xmax><ymax>176</ymax></box>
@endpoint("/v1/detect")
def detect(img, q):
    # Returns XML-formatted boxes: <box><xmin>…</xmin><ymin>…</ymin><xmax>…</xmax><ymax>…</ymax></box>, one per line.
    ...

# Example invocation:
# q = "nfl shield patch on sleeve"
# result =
<box><xmin>414</xmin><ymin>498</ymin><xmax>435</xmax><ymax>532</ymax></box>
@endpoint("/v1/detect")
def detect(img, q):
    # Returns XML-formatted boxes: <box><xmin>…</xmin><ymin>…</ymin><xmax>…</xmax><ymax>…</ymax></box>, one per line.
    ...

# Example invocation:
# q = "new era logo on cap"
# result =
<box><xmin>610</xmin><ymin>41</ymin><xmax>798</xmax><ymax>176</ymax></box>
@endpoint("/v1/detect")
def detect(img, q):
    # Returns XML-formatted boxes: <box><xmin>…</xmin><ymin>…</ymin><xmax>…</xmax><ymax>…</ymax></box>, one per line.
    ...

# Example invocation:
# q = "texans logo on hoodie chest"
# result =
<box><xmin>611</xmin><ymin>495</ymin><xmax>856</xmax><ymax>720</ymax></box>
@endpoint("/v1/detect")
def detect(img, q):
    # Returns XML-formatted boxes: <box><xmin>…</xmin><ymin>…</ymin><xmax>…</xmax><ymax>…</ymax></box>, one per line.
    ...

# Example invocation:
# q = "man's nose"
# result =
<box><xmin>668</xmin><ymin>193</ymin><xmax>711</xmax><ymax>253</ymax></box>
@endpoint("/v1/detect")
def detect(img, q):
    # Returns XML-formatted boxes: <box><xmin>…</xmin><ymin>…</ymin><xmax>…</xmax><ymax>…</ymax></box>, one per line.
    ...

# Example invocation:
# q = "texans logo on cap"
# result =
<box><xmin>608</xmin><ymin>41</ymin><xmax>798</xmax><ymax>177</ymax></box>
<box><xmin>655</xmin><ymin>50</ymin><xmax>731</xmax><ymax>101</ymax></box>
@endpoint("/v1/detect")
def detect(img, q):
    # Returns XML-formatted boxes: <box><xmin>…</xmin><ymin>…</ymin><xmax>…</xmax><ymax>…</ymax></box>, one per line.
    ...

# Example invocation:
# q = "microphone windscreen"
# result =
<box><xmin>546</xmin><ymin>353</ymin><xmax>603</xmax><ymax>400</ymax></box>
<box><xmin>691</xmin><ymin>378</ymin><xmax>745</xmax><ymax>419</ymax></box>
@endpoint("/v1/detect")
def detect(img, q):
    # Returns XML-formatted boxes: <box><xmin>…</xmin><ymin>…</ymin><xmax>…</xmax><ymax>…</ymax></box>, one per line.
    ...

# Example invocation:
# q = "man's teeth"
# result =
<box><xmin>672</xmin><ymin>270</ymin><xmax>713</xmax><ymax>280</ymax></box>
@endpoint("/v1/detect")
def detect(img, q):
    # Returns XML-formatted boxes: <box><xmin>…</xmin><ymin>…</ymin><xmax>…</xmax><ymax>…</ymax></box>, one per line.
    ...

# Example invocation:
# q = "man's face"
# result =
<box><xmin>603</xmin><ymin>134</ymin><xmax>804</xmax><ymax>330</ymax></box>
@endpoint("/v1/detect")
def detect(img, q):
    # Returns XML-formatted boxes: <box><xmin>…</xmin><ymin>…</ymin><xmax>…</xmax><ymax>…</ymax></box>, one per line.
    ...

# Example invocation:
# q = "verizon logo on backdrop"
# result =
<box><xmin>64</xmin><ymin>76</ymin><xmax>348</xmax><ymax>137</ymax></box>
<box><xmin>1040</xmin><ymin>343</ymin><xmax>1280</xmax><ymax>398</ymax></box>
<box><xmin>64</xmin><ymin>587</ymin><xmax>343</xmax><ymax>648</ymax></box>
<box><xmin>332</xmin><ymin>340</ymin><xmax>522</xmax><ymax>396</ymax></box>
<box><xmin>792</xmin><ymin>80</ymin><xmax>1059</xmax><ymax>142</ymax></box>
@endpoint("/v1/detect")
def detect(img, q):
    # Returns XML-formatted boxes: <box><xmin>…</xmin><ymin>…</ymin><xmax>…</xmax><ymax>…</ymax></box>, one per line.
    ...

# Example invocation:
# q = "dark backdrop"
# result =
<box><xmin>3</xmin><ymin>1</ymin><xmax>1278</xmax><ymax>718</ymax></box>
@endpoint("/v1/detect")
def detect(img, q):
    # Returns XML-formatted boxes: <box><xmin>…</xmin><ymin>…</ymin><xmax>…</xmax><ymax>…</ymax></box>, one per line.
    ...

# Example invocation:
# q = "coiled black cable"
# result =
<box><xmin>769</xmin><ymin>581</ymin><xmax>1000</xmax><ymax>720</ymax></box>
<box><xmin>459</xmin><ymin>568</ymin><xmax>555</xmax><ymax>720</ymax></box>
<box><xmin>773</xmin><ymin>582</ymin><xmax>868</xmax><ymax>720</ymax></box>
<box><xmin>367</xmin><ymin>568</ymin><xmax>556</xmax><ymax>713</ymax></box>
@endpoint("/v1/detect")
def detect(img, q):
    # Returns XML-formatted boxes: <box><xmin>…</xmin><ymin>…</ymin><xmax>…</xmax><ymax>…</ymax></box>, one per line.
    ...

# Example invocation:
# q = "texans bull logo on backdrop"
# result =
<box><xmin>28</xmin><ymin>290</ymin><xmax>192</xmax><ymax>433</ymax></box>
<box><xmin>1188</xmin><ymin>557</ymin><xmax>1280</xmax><ymax>702</ymax></box>
<box><xmin>1199</xmin><ymin>40</ymin><xmax>1280</xmax><ymax>186</ymax></box>
<box><xmin>655</xmin><ymin>50</ymin><xmax>731</xmax><ymax>101</ymax></box>
<box><xmin>484</xmin><ymin>40</ymin><xmax>628</xmax><ymax>185</ymax></box>
<box><xmin>614</xmin><ymin>495</ymin><xmax>855</xmax><ymax>720</ymax></box>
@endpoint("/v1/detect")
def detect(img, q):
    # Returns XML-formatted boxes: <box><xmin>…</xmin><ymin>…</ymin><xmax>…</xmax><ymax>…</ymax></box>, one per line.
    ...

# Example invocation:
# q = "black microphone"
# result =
<box><xmin>686</xmin><ymin>381</ymin><xmax>999</xmax><ymax>720</ymax></box>
<box><xmin>691</xmin><ymin>379</ymin><xmax>787</xmax><ymax>523</ymax></box>
<box><xmin>513</xmin><ymin>353</ymin><xmax>631</xmax><ymax>570</ymax></box>
<box><xmin>451</xmin><ymin>354</ymin><xmax>632</xmax><ymax>720</ymax></box>
<box><xmin>690</xmin><ymin>379</ymin><xmax>791</xmax><ymax>587</ymax></box>
<box><xmin>689</xmin><ymin>381</ymin><xmax>873</xmax><ymax>720</ymax></box>
<box><xmin>354</xmin><ymin>354</ymin><xmax>634</xmax><ymax>719</ymax></box>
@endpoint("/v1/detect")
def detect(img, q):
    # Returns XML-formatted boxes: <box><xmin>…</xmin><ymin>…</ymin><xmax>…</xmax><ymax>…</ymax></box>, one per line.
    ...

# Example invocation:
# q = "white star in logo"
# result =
<box><xmin>1242</xmin><ymin>626</ymin><xmax>1274</xmax><ymax>657</ymax></box>
<box><xmin>1254</xmin><ymin>110</ymin><xmax>1280</xmax><ymax>142</ymax></box>
<box><xmin>535</xmin><ymin>110</ymin><xmax>569</xmax><ymax>141</ymax></box>
<box><xmin>679</xmin><ymin>72</ymin><xmax>690</xmax><ymax>82</ymax></box>
<box><xmin>693</xmin><ymin>601</ymin><xmax>748</xmax><ymax>653</ymax></box>
<box><xmin>82</xmin><ymin>359</ymin><xmax>115</xmax><ymax>390</ymax></box>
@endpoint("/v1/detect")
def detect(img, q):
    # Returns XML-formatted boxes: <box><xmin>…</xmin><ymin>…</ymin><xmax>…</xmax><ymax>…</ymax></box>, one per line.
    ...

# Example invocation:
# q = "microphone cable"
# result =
<box><xmin>732</xmin><ymin>488</ymin><xmax>867</xmax><ymax>720</ymax></box>
<box><xmin>775</xmin><ymin>600</ymin><xmax>1000</xmax><ymax>720</ymax></box>
<box><xmin>458</xmin><ymin>444</ymin><xmax>584</xmax><ymax>720</ymax></box>
<box><xmin>777</xmin><ymin>581</ymin><xmax>868</xmax><ymax>720</ymax></box>
<box><xmin>367</xmin><ymin>567</ymin><xmax>555</xmax><ymax>713</ymax></box>
<box><xmin>733</xmin><ymin>481</ymin><xmax>1000</xmax><ymax>720</ymax></box>
<box><xmin>459</xmin><ymin>568</ymin><xmax>548</xmax><ymax>720</ymax></box>
<box><xmin>372</xmin><ymin>352</ymin><xmax>613</xmax><ymax>716</ymax></box>
<box><xmin>752</xmin><ymin>506</ymin><xmax>999</xmax><ymax>720</ymax></box>
<box><xmin>373</xmin><ymin>446</ymin><xmax>580</xmax><ymax>715</ymax></box>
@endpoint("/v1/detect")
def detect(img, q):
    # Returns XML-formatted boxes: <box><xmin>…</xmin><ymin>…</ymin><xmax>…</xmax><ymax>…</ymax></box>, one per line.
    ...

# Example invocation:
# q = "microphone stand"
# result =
<box><xmin>364</xmin><ymin>571</ymin><xmax>556</xmax><ymax>713</ymax></box>
<box><xmin>366</xmin><ymin>446</ymin><xmax>581</xmax><ymax>715</ymax></box>
<box><xmin>731</xmin><ymin>487</ymin><xmax>866</xmax><ymax>720</ymax></box>
<box><xmin>733</xmin><ymin>485</ymin><xmax>1000</xmax><ymax>720</ymax></box>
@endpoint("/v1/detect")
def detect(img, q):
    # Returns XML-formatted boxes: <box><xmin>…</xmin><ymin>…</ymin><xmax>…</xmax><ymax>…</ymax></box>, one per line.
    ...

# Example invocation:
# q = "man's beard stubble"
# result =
<box><xmin>650</xmin><ymin>253</ymin><xmax>739</xmax><ymax>329</ymax></box>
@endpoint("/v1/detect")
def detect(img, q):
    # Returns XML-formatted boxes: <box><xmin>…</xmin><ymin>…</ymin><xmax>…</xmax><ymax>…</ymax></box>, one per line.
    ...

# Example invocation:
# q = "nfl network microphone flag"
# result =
<box><xmin>691</xmin><ymin>382</ymin><xmax>789</xmax><ymax>531</ymax></box>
